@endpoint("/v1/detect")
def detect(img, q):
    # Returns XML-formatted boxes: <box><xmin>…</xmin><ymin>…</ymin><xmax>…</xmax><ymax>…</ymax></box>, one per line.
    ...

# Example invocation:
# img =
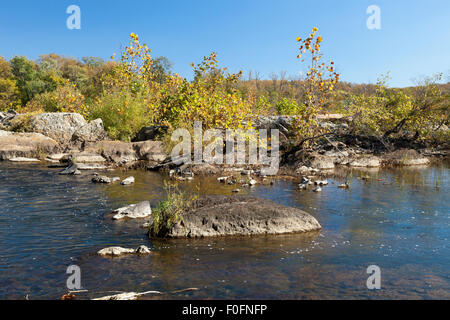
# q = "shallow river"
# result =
<box><xmin>0</xmin><ymin>161</ymin><xmax>448</xmax><ymax>299</ymax></box>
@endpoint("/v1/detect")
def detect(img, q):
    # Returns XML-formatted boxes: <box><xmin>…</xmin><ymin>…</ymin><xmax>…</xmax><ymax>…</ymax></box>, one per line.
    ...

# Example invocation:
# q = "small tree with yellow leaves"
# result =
<box><xmin>292</xmin><ymin>27</ymin><xmax>340</xmax><ymax>147</ymax></box>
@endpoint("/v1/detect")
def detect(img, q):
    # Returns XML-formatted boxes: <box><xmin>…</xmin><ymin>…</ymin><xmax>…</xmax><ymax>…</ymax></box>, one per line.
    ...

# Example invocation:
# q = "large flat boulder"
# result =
<box><xmin>0</xmin><ymin>130</ymin><xmax>58</xmax><ymax>160</ymax></box>
<box><xmin>161</xmin><ymin>196</ymin><xmax>321</xmax><ymax>238</ymax></box>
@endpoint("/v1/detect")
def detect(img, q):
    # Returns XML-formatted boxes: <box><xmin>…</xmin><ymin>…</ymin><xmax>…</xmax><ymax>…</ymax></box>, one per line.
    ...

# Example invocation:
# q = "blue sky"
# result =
<box><xmin>0</xmin><ymin>0</ymin><xmax>449</xmax><ymax>87</ymax></box>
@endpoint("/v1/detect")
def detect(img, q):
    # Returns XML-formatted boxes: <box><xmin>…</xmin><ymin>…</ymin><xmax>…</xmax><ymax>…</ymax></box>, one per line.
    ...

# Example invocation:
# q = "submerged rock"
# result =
<box><xmin>97</xmin><ymin>247</ymin><xmax>135</xmax><ymax>256</ymax></box>
<box><xmin>97</xmin><ymin>245</ymin><xmax>152</xmax><ymax>257</ymax></box>
<box><xmin>112</xmin><ymin>201</ymin><xmax>152</xmax><ymax>220</ymax></box>
<box><xmin>156</xmin><ymin>195</ymin><xmax>321</xmax><ymax>238</ymax></box>
<box><xmin>121</xmin><ymin>176</ymin><xmax>135</xmax><ymax>185</ymax></box>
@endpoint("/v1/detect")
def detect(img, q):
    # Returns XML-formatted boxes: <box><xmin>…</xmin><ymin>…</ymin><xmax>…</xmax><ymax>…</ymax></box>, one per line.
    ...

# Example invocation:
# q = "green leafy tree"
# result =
<box><xmin>0</xmin><ymin>57</ymin><xmax>19</xmax><ymax>111</ymax></box>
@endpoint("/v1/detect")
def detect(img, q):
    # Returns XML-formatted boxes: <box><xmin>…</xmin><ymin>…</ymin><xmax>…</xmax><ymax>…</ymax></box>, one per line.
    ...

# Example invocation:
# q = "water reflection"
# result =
<box><xmin>0</xmin><ymin>161</ymin><xmax>448</xmax><ymax>299</ymax></box>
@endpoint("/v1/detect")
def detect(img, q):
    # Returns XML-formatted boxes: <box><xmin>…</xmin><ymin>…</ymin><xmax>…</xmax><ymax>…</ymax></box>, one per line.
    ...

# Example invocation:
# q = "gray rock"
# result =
<box><xmin>0</xmin><ymin>130</ymin><xmax>58</xmax><ymax>160</ymax></box>
<box><xmin>83</xmin><ymin>140</ymin><xmax>167</xmax><ymax>164</ymax></box>
<box><xmin>97</xmin><ymin>247</ymin><xmax>136</xmax><ymax>256</ymax></box>
<box><xmin>71</xmin><ymin>118</ymin><xmax>107</xmax><ymax>144</ymax></box>
<box><xmin>350</xmin><ymin>156</ymin><xmax>381</xmax><ymax>167</ymax></box>
<box><xmin>135</xmin><ymin>245</ymin><xmax>151</xmax><ymax>254</ymax></box>
<box><xmin>121</xmin><ymin>176</ymin><xmax>135</xmax><ymax>185</ymax></box>
<box><xmin>112</xmin><ymin>201</ymin><xmax>151</xmax><ymax>220</ymax></box>
<box><xmin>132</xmin><ymin>125</ymin><xmax>168</xmax><ymax>142</ymax></box>
<box><xmin>298</xmin><ymin>183</ymin><xmax>307</xmax><ymax>190</ymax></box>
<box><xmin>162</xmin><ymin>196</ymin><xmax>321</xmax><ymax>238</ymax></box>
<box><xmin>133</xmin><ymin>140</ymin><xmax>167</xmax><ymax>162</ymax></box>
<box><xmin>309</xmin><ymin>155</ymin><xmax>335</xmax><ymax>170</ymax></box>
<box><xmin>47</xmin><ymin>153</ymin><xmax>68</xmax><ymax>161</ymax></box>
<box><xmin>91</xmin><ymin>175</ymin><xmax>111</xmax><ymax>184</ymax></box>
<box><xmin>76</xmin><ymin>163</ymin><xmax>108</xmax><ymax>170</ymax></box>
<box><xmin>97</xmin><ymin>245</ymin><xmax>152</xmax><ymax>257</ymax></box>
<box><xmin>313</xmin><ymin>186</ymin><xmax>322</xmax><ymax>192</ymax></box>
<box><xmin>93</xmin><ymin>290</ymin><xmax>161</xmax><ymax>300</ymax></box>
<box><xmin>396</xmin><ymin>158</ymin><xmax>430</xmax><ymax>166</ymax></box>
<box><xmin>59</xmin><ymin>163</ymin><xmax>79</xmax><ymax>175</ymax></box>
<box><xmin>314</xmin><ymin>180</ymin><xmax>328</xmax><ymax>186</ymax></box>
<box><xmin>0</xmin><ymin>110</ymin><xmax>19</xmax><ymax>128</ymax></box>
<box><xmin>9</xmin><ymin>157</ymin><xmax>40</xmax><ymax>162</ymax></box>
<box><xmin>29</xmin><ymin>113</ymin><xmax>87</xmax><ymax>144</ymax></box>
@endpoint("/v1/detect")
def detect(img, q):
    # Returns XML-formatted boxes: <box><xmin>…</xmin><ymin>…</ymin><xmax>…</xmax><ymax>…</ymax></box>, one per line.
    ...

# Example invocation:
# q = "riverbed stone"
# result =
<box><xmin>91</xmin><ymin>175</ymin><xmax>111</xmax><ymax>184</ymax></box>
<box><xmin>97</xmin><ymin>247</ymin><xmax>136</xmax><ymax>256</ymax></box>
<box><xmin>98</xmin><ymin>245</ymin><xmax>152</xmax><ymax>257</ymax></box>
<box><xmin>161</xmin><ymin>195</ymin><xmax>321</xmax><ymax>238</ymax></box>
<box><xmin>121</xmin><ymin>176</ymin><xmax>135</xmax><ymax>185</ymax></box>
<box><xmin>76</xmin><ymin>163</ymin><xmax>108</xmax><ymax>170</ymax></box>
<box><xmin>135</xmin><ymin>245</ymin><xmax>151</xmax><ymax>254</ymax></box>
<box><xmin>384</xmin><ymin>149</ymin><xmax>431</xmax><ymax>166</ymax></box>
<box><xmin>8</xmin><ymin>157</ymin><xmax>40</xmax><ymax>162</ymax></box>
<box><xmin>58</xmin><ymin>163</ymin><xmax>79</xmax><ymax>175</ymax></box>
<box><xmin>112</xmin><ymin>201</ymin><xmax>151</xmax><ymax>220</ymax></box>
<box><xmin>64</xmin><ymin>152</ymin><xmax>106</xmax><ymax>163</ymax></box>
<box><xmin>349</xmin><ymin>156</ymin><xmax>381</xmax><ymax>167</ymax></box>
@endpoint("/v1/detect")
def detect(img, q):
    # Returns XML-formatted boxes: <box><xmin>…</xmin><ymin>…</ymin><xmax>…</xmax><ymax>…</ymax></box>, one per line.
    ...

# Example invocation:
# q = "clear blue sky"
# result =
<box><xmin>0</xmin><ymin>0</ymin><xmax>449</xmax><ymax>87</ymax></box>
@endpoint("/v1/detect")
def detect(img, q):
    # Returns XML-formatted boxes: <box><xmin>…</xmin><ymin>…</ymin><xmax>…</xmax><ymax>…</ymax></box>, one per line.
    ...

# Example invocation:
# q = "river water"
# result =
<box><xmin>0</xmin><ymin>161</ymin><xmax>448</xmax><ymax>299</ymax></box>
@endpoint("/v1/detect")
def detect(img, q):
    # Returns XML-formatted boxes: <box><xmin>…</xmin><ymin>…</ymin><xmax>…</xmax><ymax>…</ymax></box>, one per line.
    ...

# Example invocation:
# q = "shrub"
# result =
<box><xmin>276</xmin><ymin>98</ymin><xmax>304</xmax><ymax>115</ymax></box>
<box><xmin>149</xmin><ymin>182</ymin><xmax>195</xmax><ymax>238</ymax></box>
<box><xmin>8</xmin><ymin>111</ymin><xmax>42</xmax><ymax>132</ymax></box>
<box><xmin>87</xmin><ymin>90</ymin><xmax>154</xmax><ymax>141</ymax></box>
<box><xmin>21</xmin><ymin>83</ymin><xmax>86</xmax><ymax>114</ymax></box>
<box><xmin>343</xmin><ymin>73</ymin><xmax>449</xmax><ymax>143</ymax></box>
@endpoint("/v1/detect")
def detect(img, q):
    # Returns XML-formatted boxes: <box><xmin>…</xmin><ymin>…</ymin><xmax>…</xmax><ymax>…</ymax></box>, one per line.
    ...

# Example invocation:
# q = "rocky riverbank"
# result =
<box><xmin>1</xmin><ymin>111</ymin><xmax>447</xmax><ymax>175</ymax></box>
